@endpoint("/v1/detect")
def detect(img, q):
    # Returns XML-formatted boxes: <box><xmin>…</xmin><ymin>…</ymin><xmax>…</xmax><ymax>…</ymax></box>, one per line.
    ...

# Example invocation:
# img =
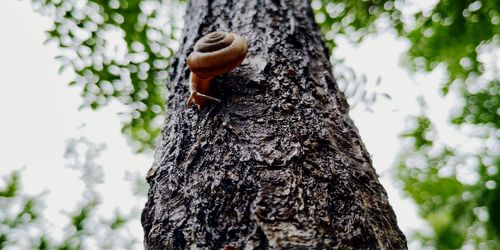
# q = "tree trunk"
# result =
<box><xmin>142</xmin><ymin>0</ymin><xmax>407</xmax><ymax>249</ymax></box>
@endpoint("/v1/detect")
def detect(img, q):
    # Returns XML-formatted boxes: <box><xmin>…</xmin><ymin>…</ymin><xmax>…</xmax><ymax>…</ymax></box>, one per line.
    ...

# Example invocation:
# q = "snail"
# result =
<box><xmin>186</xmin><ymin>31</ymin><xmax>248</xmax><ymax>108</ymax></box>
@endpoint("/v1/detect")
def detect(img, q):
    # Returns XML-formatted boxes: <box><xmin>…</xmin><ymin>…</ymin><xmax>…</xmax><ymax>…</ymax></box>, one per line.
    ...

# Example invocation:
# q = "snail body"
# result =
<box><xmin>187</xmin><ymin>31</ymin><xmax>248</xmax><ymax>108</ymax></box>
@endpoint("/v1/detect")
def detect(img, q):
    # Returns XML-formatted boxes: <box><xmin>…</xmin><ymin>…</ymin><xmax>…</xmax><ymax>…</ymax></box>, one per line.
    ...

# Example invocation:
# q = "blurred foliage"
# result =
<box><xmin>31</xmin><ymin>0</ymin><xmax>185</xmax><ymax>152</ymax></box>
<box><xmin>0</xmin><ymin>171</ymin><xmax>44</xmax><ymax>249</ymax></box>
<box><xmin>331</xmin><ymin>57</ymin><xmax>392</xmax><ymax>112</ymax></box>
<box><xmin>403</xmin><ymin>0</ymin><xmax>500</xmax><ymax>94</ymax></box>
<box><xmin>397</xmin><ymin>111</ymin><xmax>499</xmax><ymax>249</ymax></box>
<box><xmin>0</xmin><ymin>137</ymin><xmax>143</xmax><ymax>249</ymax></box>
<box><xmin>312</xmin><ymin>0</ymin><xmax>401</xmax><ymax>49</ymax></box>
<box><xmin>312</xmin><ymin>0</ymin><xmax>500</xmax><ymax>249</ymax></box>
<box><xmin>312</xmin><ymin>0</ymin><xmax>400</xmax><ymax>110</ymax></box>
<box><xmin>30</xmin><ymin>0</ymin><xmax>499</xmax><ymax>248</ymax></box>
<box><xmin>452</xmin><ymin>79</ymin><xmax>500</xmax><ymax>129</ymax></box>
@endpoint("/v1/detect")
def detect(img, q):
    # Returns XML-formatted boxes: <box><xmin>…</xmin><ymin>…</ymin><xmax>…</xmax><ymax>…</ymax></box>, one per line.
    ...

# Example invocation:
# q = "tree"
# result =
<box><xmin>28</xmin><ymin>0</ymin><xmax>499</xmax><ymax>248</ymax></box>
<box><xmin>140</xmin><ymin>0</ymin><xmax>406</xmax><ymax>248</ymax></box>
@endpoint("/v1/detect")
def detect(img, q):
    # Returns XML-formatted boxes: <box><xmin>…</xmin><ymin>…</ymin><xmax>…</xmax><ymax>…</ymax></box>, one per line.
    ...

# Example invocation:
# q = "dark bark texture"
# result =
<box><xmin>142</xmin><ymin>0</ymin><xmax>407</xmax><ymax>249</ymax></box>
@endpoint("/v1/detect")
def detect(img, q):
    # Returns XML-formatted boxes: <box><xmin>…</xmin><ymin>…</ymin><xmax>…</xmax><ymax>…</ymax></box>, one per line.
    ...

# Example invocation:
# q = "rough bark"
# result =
<box><xmin>142</xmin><ymin>0</ymin><xmax>407</xmax><ymax>249</ymax></box>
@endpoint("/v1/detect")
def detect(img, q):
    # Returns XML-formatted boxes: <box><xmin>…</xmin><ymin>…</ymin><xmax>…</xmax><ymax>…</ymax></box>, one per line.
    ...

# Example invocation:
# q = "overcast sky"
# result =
<box><xmin>0</xmin><ymin>0</ymin><xmax>463</xmax><ymax>248</ymax></box>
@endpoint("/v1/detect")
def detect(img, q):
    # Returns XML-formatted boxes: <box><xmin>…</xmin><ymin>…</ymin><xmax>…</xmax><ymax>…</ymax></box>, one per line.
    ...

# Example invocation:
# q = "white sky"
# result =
<box><xmin>0</xmin><ymin>0</ymin><xmax>463</xmax><ymax>248</ymax></box>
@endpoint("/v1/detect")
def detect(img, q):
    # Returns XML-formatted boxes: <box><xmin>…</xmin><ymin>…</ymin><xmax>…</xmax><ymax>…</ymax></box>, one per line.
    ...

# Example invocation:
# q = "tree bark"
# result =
<box><xmin>142</xmin><ymin>0</ymin><xmax>407</xmax><ymax>249</ymax></box>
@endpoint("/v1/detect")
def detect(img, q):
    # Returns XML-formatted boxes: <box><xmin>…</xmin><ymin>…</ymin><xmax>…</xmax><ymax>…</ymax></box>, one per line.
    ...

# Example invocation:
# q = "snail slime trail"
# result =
<box><xmin>186</xmin><ymin>31</ymin><xmax>248</xmax><ymax>108</ymax></box>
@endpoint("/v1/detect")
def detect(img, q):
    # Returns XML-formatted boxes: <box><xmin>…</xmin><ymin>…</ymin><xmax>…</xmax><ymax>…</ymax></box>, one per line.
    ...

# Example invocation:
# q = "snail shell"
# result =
<box><xmin>186</xmin><ymin>31</ymin><xmax>248</xmax><ymax>108</ymax></box>
<box><xmin>187</xmin><ymin>31</ymin><xmax>248</xmax><ymax>79</ymax></box>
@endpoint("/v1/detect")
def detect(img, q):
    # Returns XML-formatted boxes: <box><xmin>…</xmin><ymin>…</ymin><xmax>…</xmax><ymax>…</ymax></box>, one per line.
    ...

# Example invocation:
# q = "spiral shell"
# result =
<box><xmin>187</xmin><ymin>31</ymin><xmax>248</xmax><ymax>79</ymax></box>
